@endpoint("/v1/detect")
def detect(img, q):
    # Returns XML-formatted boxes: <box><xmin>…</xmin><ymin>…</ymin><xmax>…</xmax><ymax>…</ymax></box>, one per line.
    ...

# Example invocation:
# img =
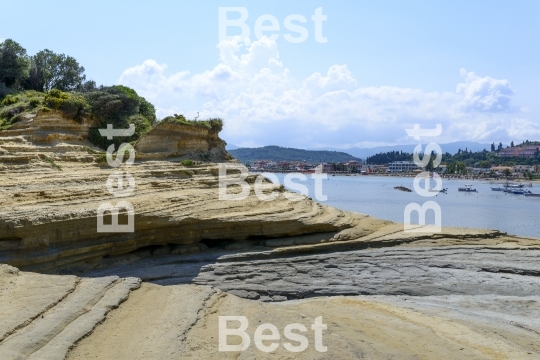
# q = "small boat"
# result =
<box><xmin>524</xmin><ymin>193</ymin><xmax>540</xmax><ymax>197</ymax></box>
<box><xmin>491</xmin><ymin>186</ymin><xmax>505</xmax><ymax>191</ymax></box>
<box><xmin>429</xmin><ymin>188</ymin><xmax>447</xmax><ymax>193</ymax></box>
<box><xmin>512</xmin><ymin>189</ymin><xmax>532</xmax><ymax>195</ymax></box>
<box><xmin>458</xmin><ymin>184</ymin><xmax>477</xmax><ymax>192</ymax></box>
<box><xmin>394</xmin><ymin>186</ymin><xmax>412</xmax><ymax>192</ymax></box>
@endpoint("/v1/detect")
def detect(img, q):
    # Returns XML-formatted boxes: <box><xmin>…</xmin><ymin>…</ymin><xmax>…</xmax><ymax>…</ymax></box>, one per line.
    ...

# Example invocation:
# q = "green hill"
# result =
<box><xmin>0</xmin><ymin>38</ymin><xmax>222</xmax><ymax>150</ymax></box>
<box><xmin>228</xmin><ymin>146</ymin><xmax>361</xmax><ymax>163</ymax></box>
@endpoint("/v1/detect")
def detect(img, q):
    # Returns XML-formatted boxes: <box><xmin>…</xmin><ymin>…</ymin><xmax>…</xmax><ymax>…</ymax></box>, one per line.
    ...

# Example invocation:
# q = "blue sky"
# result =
<box><xmin>2</xmin><ymin>0</ymin><xmax>540</xmax><ymax>148</ymax></box>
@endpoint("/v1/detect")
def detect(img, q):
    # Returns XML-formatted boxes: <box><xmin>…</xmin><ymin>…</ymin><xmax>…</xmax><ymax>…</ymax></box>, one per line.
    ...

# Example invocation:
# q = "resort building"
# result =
<box><xmin>387</xmin><ymin>161</ymin><xmax>420</xmax><ymax>173</ymax></box>
<box><xmin>321</xmin><ymin>163</ymin><xmax>334</xmax><ymax>173</ymax></box>
<box><xmin>490</xmin><ymin>166</ymin><xmax>514</xmax><ymax>175</ymax></box>
<box><xmin>498</xmin><ymin>146</ymin><xmax>540</xmax><ymax>158</ymax></box>
<box><xmin>345</xmin><ymin>160</ymin><xmax>361</xmax><ymax>172</ymax></box>
<box><xmin>513</xmin><ymin>165</ymin><xmax>536</xmax><ymax>173</ymax></box>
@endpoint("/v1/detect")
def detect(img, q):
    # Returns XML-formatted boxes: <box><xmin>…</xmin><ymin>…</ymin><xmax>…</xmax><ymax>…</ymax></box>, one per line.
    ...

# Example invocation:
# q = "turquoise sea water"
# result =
<box><xmin>273</xmin><ymin>174</ymin><xmax>540</xmax><ymax>238</ymax></box>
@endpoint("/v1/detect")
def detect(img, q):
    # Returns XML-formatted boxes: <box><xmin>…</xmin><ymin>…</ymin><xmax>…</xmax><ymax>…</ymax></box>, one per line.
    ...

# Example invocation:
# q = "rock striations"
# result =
<box><xmin>135</xmin><ymin>120</ymin><xmax>230</xmax><ymax>161</ymax></box>
<box><xmin>1</xmin><ymin>112</ymin><xmax>540</xmax><ymax>359</ymax></box>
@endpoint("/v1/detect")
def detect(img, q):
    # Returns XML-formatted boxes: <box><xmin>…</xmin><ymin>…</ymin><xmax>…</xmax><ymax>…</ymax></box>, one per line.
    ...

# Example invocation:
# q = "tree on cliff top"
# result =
<box><xmin>86</xmin><ymin>86</ymin><xmax>156</xmax><ymax>149</ymax></box>
<box><xmin>27</xmin><ymin>49</ymin><xmax>86</xmax><ymax>92</ymax></box>
<box><xmin>0</xmin><ymin>39</ymin><xmax>90</xmax><ymax>94</ymax></box>
<box><xmin>0</xmin><ymin>39</ymin><xmax>29</xmax><ymax>89</ymax></box>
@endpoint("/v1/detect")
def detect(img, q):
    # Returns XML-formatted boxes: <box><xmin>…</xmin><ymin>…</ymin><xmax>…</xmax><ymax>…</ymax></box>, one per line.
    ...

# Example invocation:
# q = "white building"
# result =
<box><xmin>387</xmin><ymin>161</ymin><xmax>420</xmax><ymax>173</ymax></box>
<box><xmin>513</xmin><ymin>165</ymin><xmax>536</xmax><ymax>173</ymax></box>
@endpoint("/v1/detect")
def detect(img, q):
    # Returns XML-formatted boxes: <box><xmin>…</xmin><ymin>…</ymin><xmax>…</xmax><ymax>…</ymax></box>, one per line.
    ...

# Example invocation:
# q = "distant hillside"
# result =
<box><xmin>225</xmin><ymin>143</ymin><xmax>239</xmax><ymax>150</ymax></box>
<box><xmin>228</xmin><ymin>146</ymin><xmax>360</xmax><ymax>163</ymax></box>
<box><xmin>310</xmin><ymin>141</ymin><xmax>494</xmax><ymax>158</ymax></box>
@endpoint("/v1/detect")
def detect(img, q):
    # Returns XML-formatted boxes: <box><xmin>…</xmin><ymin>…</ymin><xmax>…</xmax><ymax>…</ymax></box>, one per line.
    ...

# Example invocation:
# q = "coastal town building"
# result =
<box><xmin>498</xmin><ymin>145</ymin><xmax>540</xmax><ymax>158</ymax></box>
<box><xmin>513</xmin><ymin>165</ymin><xmax>536</xmax><ymax>173</ymax></box>
<box><xmin>490</xmin><ymin>166</ymin><xmax>514</xmax><ymax>175</ymax></box>
<box><xmin>321</xmin><ymin>163</ymin><xmax>333</xmax><ymax>173</ymax></box>
<box><xmin>436</xmin><ymin>164</ymin><xmax>447</xmax><ymax>174</ymax></box>
<box><xmin>387</xmin><ymin>161</ymin><xmax>420</xmax><ymax>173</ymax></box>
<box><xmin>345</xmin><ymin>160</ymin><xmax>361</xmax><ymax>172</ymax></box>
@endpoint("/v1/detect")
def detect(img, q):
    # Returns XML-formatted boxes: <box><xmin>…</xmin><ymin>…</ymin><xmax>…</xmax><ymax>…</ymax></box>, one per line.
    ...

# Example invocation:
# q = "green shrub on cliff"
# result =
<box><xmin>162</xmin><ymin>114</ymin><xmax>223</xmax><ymax>132</ymax></box>
<box><xmin>1</xmin><ymin>94</ymin><xmax>18</xmax><ymax>106</ymax></box>
<box><xmin>44</xmin><ymin>89</ymin><xmax>90</xmax><ymax>122</ymax></box>
<box><xmin>85</xmin><ymin>86</ymin><xmax>156</xmax><ymax>150</ymax></box>
<box><xmin>0</xmin><ymin>90</ymin><xmax>47</xmax><ymax>128</ymax></box>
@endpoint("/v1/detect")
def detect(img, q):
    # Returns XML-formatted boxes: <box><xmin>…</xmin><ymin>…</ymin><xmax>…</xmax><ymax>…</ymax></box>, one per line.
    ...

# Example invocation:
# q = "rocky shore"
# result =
<box><xmin>1</xmin><ymin>112</ymin><xmax>540</xmax><ymax>359</ymax></box>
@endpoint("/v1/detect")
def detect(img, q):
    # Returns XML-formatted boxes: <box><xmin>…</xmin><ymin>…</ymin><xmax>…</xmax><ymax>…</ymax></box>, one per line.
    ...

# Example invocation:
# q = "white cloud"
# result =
<box><xmin>118</xmin><ymin>37</ymin><xmax>533</xmax><ymax>148</ymax></box>
<box><xmin>456</xmin><ymin>68</ymin><xmax>515</xmax><ymax>112</ymax></box>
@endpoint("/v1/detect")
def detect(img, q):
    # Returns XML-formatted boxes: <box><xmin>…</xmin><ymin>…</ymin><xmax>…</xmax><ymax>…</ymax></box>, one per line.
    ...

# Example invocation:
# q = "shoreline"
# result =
<box><xmin>251</xmin><ymin>169</ymin><xmax>540</xmax><ymax>184</ymax></box>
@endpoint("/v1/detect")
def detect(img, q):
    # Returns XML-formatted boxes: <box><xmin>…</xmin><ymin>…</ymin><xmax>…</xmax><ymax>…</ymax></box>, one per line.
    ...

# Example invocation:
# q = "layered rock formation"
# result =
<box><xmin>2</xmin><ymin>113</ymin><xmax>540</xmax><ymax>359</ymax></box>
<box><xmin>2</xmin><ymin>110</ymin><xmax>96</xmax><ymax>145</ymax></box>
<box><xmin>135</xmin><ymin>120</ymin><xmax>230</xmax><ymax>161</ymax></box>
<box><xmin>0</xmin><ymin>113</ymin><xmax>381</xmax><ymax>273</ymax></box>
<box><xmin>2</xmin><ymin>264</ymin><xmax>540</xmax><ymax>359</ymax></box>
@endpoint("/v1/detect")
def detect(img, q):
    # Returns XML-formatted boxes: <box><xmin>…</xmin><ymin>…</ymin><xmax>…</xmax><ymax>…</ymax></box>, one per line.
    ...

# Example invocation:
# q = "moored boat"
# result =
<box><xmin>458</xmin><ymin>184</ymin><xmax>477</xmax><ymax>192</ymax></box>
<box><xmin>512</xmin><ymin>189</ymin><xmax>532</xmax><ymax>195</ymax></box>
<box><xmin>428</xmin><ymin>187</ymin><xmax>447</xmax><ymax>193</ymax></box>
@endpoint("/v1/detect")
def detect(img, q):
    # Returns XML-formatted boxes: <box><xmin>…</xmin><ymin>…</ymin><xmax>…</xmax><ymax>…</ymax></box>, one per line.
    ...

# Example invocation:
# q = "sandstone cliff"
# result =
<box><xmin>135</xmin><ymin>120</ymin><xmax>230</xmax><ymax>161</ymax></box>
<box><xmin>2</xmin><ymin>113</ymin><xmax>540</xmax><ymax>359</ymax></box>
<box><xmin>2</xmin><ymin>110</ymin><xmax>97</xmax><ymax>145</ymax></box>
<box><xmin>0</xmin><ymin>112</ymin><xmax>375</xmax><ymax>274</ymax></box>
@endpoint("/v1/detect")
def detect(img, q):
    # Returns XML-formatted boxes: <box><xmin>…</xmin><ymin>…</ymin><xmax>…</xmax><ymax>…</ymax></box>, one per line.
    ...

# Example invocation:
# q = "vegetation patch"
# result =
<box><xmin>162</xmin><ymin>114</ymin><xmax>223</xmax><ymax>132</ymax></box>
<box><xmin>0</xmin><ymin>39</ymin><xmax>226</xmax><ymax>152</ymax></box>
<box><xmin>229</xmin><ymin>145</ymin><xmax>361</xmax><ymax>163</ymax></box>
<box><xmin>95</xmin><ymin>153</ymin><xmax>108</xmax><ymax>164</ymax></box>
<box><xmin>0</xmin><ymin>90</ymin><xmax>47</xmax><ymax>129</ymax></box>
<box><xmin>44</xmin><ymin>156</ymin><xmax>62</xmax><ymax>171</ymax></box>
<box><xmin>86</xmin><ymin>85</ymin><xmax>156</xmax><ymax>150</ymax></box>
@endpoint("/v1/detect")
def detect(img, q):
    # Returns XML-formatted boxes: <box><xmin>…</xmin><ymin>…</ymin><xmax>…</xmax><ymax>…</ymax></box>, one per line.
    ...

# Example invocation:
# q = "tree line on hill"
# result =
<box><xmin>366</xmin><ymin>143</ymin><xmax>540</xmax><ymax>173</ymax></box>
<box><xmin>229</xmin><ymin>146</ymin><xmax>361</xmax><ymax>164</ymax></box>
<box><xmin>0</xmin><ymin>39</ymin><xmax>94</xmax><ymax>95</ymax></box>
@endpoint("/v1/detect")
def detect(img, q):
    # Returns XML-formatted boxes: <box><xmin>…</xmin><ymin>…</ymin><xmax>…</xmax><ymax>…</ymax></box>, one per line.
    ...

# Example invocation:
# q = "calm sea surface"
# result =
<box><xmin>273</xmin><ymin>174</ymin><xmax>540</xmax><ymax>238</ymax></box>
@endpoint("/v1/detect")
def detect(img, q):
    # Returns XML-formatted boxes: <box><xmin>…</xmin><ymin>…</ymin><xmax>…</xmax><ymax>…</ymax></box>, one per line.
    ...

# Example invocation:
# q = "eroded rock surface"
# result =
<box><xmin>2</xmin><ymin>115</ymin><xmax>540</xmax><ymax>359</ymax></box>
<box><xmin>1</xmin><ymin>116</ymin><xmax>378</xmax><ymax>273</ymax></box>
<box><xmin>0</xmin><ymin>264</ymin><xmax>140</xmax><ymax>360</ymax></box>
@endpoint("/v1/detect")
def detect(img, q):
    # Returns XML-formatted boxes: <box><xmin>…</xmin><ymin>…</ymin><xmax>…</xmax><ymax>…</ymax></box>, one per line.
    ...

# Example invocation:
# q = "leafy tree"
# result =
<box><xmin>498</xmin><ymin>142</ymin><xmax>503</xmax><ymax>151</ymax></box>
<box><xmin>44</xmin><ymin>89</ymin><xmax>90</xmax><ymax>122</ymax></box>
<box><xmin>229</xmin><ymin>146</ymin><xmax>360</xmax><ymax>163</ymax></box>
<box><xmin>477</xmin><ymin>160</ymin><xmax>491</xmax><ymax>168</ymax></box>
<box><xmin>85</xmin><ymin>86</ymin><xmax>155</xmax><ymax>149</ymax></box>
<box><xmin>511</xmin><ymin>141</ymin><xmax>515</xmax><ymax>147</ymax></box>
<box><xmin>503</xmin><ymin>168</ymin><xmax>512</xmax><ymax>178</ymax></box>
<box><xmin>0</xmin><ymin>39</ymin><xmax>29</xmax><ymax>89</ymax></box>
<box><xmin>456</xmin><ymin>162</ymin><xmax>467</xmax><ymax>175</ymax></box>
<box><xmin>366</xmin><ymin>150</ymin><xmax>411</xmax><ymax>165</ymax></box>
<box><xmin>491</xmin><ymin>143</ymin><xmax>495</xmax><ymax>152</ymax></box>
<box><xmin>77</xmin><ymin>80</ymin><xmax>97</xmax><ymax>92</ymax></box>
<box><xmin>27</xmin><ymin>49</ymin><xmax>86</xmax><ymax>92</ymax></box>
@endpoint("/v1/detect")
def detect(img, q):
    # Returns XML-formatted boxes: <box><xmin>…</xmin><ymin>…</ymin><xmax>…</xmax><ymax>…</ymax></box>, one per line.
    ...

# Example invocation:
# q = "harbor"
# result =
<box><xmin>274</xmin><ymin>174</ymin><xmax>540</xmax><ymax>238</ymax></box>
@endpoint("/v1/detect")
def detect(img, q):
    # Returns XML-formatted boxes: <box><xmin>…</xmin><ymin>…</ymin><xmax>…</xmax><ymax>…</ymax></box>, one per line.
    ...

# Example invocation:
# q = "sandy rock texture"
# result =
<box><xmin>0</xmin><ymin>264</ymin><xmax>140</xmax><ymax>360</ymax></box>
<box><xmin>0</xmin><ymin>114</ymin><xmax>376</xmax><ymax>274</ymax></box>
<box><xmin>3</xmin><ymin>251</ymin><xmax>540</xmax><ymax>359</ymax></box>
<box><xmin>134</xmin><ymin>120</ymin><xmax>229</xmax><ymax>160</ymax></box>
<box><xmin>2</xmin><ymin>113</ymin><xmax>540</xmax><ymax>359</ymax></box>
